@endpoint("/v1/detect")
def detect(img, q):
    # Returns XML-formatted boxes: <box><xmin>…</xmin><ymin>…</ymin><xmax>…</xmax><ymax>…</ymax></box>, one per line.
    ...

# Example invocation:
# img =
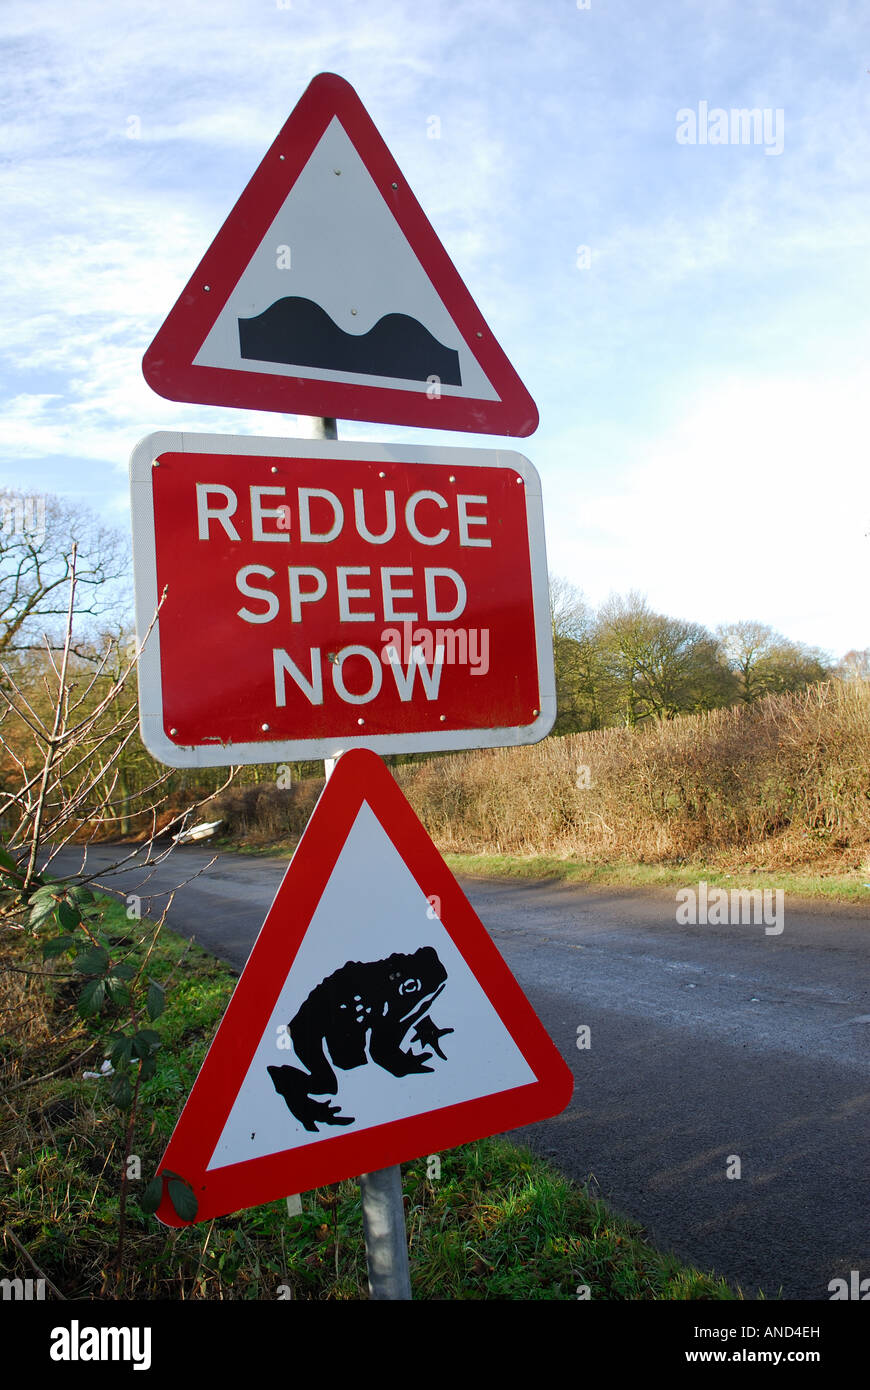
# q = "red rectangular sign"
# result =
<box><xmin>130</xmin><ymin>433</ymin><xmax>555</xmax><ymax>765</ymax></box>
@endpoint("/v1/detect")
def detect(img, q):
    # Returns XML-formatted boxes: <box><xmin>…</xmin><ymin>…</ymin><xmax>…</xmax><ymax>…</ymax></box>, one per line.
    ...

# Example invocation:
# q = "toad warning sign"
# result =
<box><xmin>153</xmin><ymin>748</ymin><xmax>573</xmax><ymax>1226</ymax></box>
<box><xmin>129</xmin><ymin>431</ymin><xmax>555</xmax><ymax>765</ymax></box>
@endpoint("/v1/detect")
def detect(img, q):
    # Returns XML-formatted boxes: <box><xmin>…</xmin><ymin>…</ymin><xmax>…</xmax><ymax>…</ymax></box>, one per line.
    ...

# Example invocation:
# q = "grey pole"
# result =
<box><xmin>358</xmin><ymin>1165</ymin><xmax>413</xmax><ymax>1300</ymax></box>
<box><xmin>299</xmin><ymin>413</ymin><xmax>413</xmax><ymax>1301</ymax></box>
<box><xmin>300</xmin><ymin>415</ymin><xmax>338</xmax><ymax>441</ymax></box>
<box><xmin>283</xmin><ymin>415</ymin><xmax>339</xmax><ymax>1221</ymax></box>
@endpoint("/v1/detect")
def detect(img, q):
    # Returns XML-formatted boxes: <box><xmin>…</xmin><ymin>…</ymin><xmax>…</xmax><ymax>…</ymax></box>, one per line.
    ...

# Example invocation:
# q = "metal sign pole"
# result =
<box><xmin>358</xmin><ymin>1164</ymin><xmax>412</xmax><ymax>1300</ymax></box>
<box><xmin>300</xmin><ymin>414</ymin><xmax>413</xmax><ymax>1301</ymax></box>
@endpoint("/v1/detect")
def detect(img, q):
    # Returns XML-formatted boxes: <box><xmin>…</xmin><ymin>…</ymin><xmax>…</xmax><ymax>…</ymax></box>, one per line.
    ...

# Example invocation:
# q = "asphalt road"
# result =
<box><xmin>51</xmin><ymin>841</ymin><xmax>869</xmax><ymax>1301</ymax></box>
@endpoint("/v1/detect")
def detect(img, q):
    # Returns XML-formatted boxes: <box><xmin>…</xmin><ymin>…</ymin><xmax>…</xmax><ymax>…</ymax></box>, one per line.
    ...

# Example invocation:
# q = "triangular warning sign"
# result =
<box><xmin>142</xmin><ymin>73</ymin><xmax>538</xmax><ymax>437</ymax></box>
<box><xmin>155</xmin><ymin>749</ymin><xmax>571</xmax><ymax>1225</ymax></box>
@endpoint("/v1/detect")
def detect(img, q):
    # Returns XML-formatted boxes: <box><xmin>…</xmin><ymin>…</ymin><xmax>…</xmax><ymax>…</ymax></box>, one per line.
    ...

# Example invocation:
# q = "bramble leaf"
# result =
<box><xmin>167</xmin><ymin>1178</ymin><xmax>198</xmax><ymax>1223</ymax></box>
<box><xmin>57</xmin><ymin>899</ymin><xmax>81</xmax><ymax>931</ymax></box>
<box><xmin>41</xmin><ymin>934</ymin><xmax>77</xmax><ymax>959</ymax></box>
<box><xmin>66</xmin><ymin>886</ymin><xmax>95</xmax><ymax>904</ymax></box>
<box><xmin>131</xmin><ymin>1029</ymin><xmax>162</xmax><ymax>1059</ymax></box>
<box><xmin>77</xmin><ymin>977</ymin><xmax>106</xmax><ymax>1016</ymax></box>
<box><xmin>108</xmin><ymin>1034</ymin><xmax>134</xmax><ymax>1067</ymax></box>
<box><xmin>105</xmin><ymin>978</ymin><xmax>131</xmax><ymax>1007</ymax></box>
<box><xmin>28</xmin><ymin>899</ymin><xmax>58</xmax><ymax>929</ymax></box>
<box><xmin>140</xmin><ymin>1175</ymin><xmax>164</xmax><ymax>1215</ymax></box>
<box><xmin>146</xmin><ymin>982</ymin><xmax>165</xmax><ymax>1020</ymax></box>
<box><xmin>75</xmin><ymin>946</ymin><xmax>110</xmax><ymax>975</ymax></box>
<box><xmin>109</xmin><ymin>1072</ymin><xmax>133</xmax><ymax>1108</ymax></box>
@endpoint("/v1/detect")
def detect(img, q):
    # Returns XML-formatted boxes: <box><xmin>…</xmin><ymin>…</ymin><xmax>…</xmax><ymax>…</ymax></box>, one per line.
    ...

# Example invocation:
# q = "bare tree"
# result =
<box><xmin>0</xmin><ymin>546</ymin><xmax>233</xmax><ymax>899</ymax></box>
<box><xmin>548</xmin><ymin>576</ymin><xmax>605</xmax><ymax>733</ymax></box>
<box><xmin>717</xmin><ymin>620</ymin><xmax>830</xmax><ymax>702</ymax></box>
<box><xmin>834</xmin><ymin>648</ymin><xmax>870</xmax><ymax>682</ymax></box>
<box><xmin>0</xmin><ymin>487</ymin><xmax>128</xmax><ymax>656</ymax></box>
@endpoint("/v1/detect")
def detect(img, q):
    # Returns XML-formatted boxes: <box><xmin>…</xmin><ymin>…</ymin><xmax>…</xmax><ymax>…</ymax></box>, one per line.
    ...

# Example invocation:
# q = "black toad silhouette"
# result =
<box><xmin>267</xmin><ymin>946</ymin><xmax>453</xmax><ymax>1132</ymax></box>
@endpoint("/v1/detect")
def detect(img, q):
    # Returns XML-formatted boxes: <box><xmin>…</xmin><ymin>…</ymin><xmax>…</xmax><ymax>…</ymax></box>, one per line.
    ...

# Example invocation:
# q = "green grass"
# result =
<box><xmin>213</xmin><ymin>833</ymin><xmax>869</xmax><ymax>904</ymax></box>
<box><xmin>441</xmin><ymin>854</ymin><xmax>870</xmax><ymax>904</ymax></box>
<box><xmin>1</xmin><ymin>901</ymin><xmax>752</xmax><ymax>1300</ymax></box>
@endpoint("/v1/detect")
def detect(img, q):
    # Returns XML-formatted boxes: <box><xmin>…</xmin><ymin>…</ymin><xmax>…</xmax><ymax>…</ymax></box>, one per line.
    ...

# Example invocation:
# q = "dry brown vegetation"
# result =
<box><xmin>391</xmin><ymin>680</ymin><xmax>870</xmax><ymax>873</ymax></box>
<box><xmin>215</xmin><ymin>779</ymin><xmax>323</xmax><ymax>843</ymax></box>
<box><xmin>208</xmin><ymin>681</ymin><xmax>870</xmax><ymax>875</ymax></box>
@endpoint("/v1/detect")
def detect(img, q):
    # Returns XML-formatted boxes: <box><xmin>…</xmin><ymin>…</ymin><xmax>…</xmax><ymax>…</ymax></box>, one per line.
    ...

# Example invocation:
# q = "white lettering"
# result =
<box><xmin>250</xmin><ymin>486</ymin><xmax>290</xmax><ymax>542</ymax></box>
<box><xmin>381</xmin><ymin>568</ymin><xmax>417</xmax><ymax>623</ymax></box>
<box><xmin>424</xmin><ymin>568</ymin><xmax>466</xmax><ymax>622</ymax></box>
<box><xmin>288</xmin><ymin>568</ymin><xmax>327</xmax><ymax>622</ymax></box>
<box><xmin>457</xmin><ymin>494</ymin><xmax>491</xmax><ymax>547</ymax></box>
<box><xmin>353</xmin><ymin>488</ymin><xmax>396</xmax><ymax>544</ymax></box>
<box><xmin>387</xmin><ymin>645</ymin><xmax>444</xmax><ymax>701</ymax></box>
<box><xmin>273</xmin><ymin>648</ymin><xmax>323</xmax><ymax>706</ymax></box>
<box><xmin>196</xmin><ymin>484</ymin><xmax>240</xmax><ymax>541</ymax></box>
<box><xmin>236</xmin><ymin>565</ymin><xmax>279</xmax><ymax>623</ymax></box>
<box><xmin>406</xmin><ymin>491</ymin><xmax>449</xmax><ymax>545</ymax></box>
<box><xmin>332</xmin><ymin>646</ymin><xmax>382</xmax><ymax>704</ymax></box>
<box><xmin>336</xmin><ymin>567</ymin><xmax>375</xmax><ymax>622</ymax></box>
<box><xmin>298</xmin><ymin>488</ymin><xmax>343</xmax><ymax>543</ymax></box>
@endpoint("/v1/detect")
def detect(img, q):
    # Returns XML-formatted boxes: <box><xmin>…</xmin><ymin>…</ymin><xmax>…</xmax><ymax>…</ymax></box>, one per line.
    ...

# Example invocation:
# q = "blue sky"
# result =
<box><xmin>2</xmin><ymin>0</ymin><xmax>868</xmax><ymax>656</ymax></box>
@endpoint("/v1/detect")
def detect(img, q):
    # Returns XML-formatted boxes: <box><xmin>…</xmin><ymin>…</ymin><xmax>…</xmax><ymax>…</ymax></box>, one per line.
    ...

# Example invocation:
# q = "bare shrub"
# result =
<box><xmin>213</xmin><ymin>778</ymin><xmax>322</xmax><ymax>843</ymax></box>
<box><xmin>395</xmin><ymin>682</ymin><xmax>870</xmax><ymax>870</ymax></box>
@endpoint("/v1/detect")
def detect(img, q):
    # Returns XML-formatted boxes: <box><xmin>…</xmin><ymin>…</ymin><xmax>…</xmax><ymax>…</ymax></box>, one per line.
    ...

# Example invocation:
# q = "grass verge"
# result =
<box><xmin>1</xmin><ymin>901</ymin><xmax>749</xmax><ymax>1300</ymax></box>
<box><xmin>441</xmin><ymin>854</ymin><xmax>870</xmax><ymax>905</ymax></box>
<box><xmin>214</xmin><ymin>833</ymin><xmax>869</xmax><ymax>905</ymax></box>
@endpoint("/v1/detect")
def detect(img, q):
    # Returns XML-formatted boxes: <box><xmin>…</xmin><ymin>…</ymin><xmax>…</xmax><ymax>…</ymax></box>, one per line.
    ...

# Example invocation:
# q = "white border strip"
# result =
<box><xmin>129</xmin><ymin>431</ymin><xmax>556</xmax><ymax>768</ymax></box>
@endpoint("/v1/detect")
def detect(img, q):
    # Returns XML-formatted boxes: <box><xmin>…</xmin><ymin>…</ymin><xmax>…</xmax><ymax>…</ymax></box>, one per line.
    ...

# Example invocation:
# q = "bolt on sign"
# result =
<box><xmin>129</xmin><ymin>432</ymin><xmax>555</xmax><ymax>765</ymax></box>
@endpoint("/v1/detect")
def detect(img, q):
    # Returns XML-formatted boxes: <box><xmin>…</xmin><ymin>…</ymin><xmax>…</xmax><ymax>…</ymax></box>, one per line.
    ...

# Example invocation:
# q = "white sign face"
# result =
<box><xmin>208</xmin><ymin>800</ymin><xmax>535</xmax><ymax>1170</ymax></box>
<box><xmin>194</xmin><ymin>119</ymin><xmax>497</xmax><ymax>404</ymax></box>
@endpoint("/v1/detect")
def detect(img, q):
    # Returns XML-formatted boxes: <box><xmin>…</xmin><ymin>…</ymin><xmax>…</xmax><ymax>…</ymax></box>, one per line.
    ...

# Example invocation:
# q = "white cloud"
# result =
<box><xmin>545</xmin><ymin>368</ymin><xmax>870</xmax><ymax>655</ymax></box>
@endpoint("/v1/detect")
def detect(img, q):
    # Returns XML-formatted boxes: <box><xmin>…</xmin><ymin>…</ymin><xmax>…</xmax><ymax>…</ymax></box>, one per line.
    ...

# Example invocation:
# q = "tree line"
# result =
<box><xmin>548</xmin><ymin>576</ymin><xmax>863</xmax><ymax>735</ymax></box>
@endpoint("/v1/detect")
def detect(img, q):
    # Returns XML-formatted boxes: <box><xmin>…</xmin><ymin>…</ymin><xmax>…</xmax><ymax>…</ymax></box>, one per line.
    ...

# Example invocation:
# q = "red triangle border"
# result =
<box><xmin>142</xmin><ymin>73</ymin><xmax>538</xmax><ymax>437</ymax></box>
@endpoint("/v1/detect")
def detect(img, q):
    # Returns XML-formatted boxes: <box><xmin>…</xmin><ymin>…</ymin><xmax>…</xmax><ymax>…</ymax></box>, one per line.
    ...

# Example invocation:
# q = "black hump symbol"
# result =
<box><xmin>238</xmin><ymin>298</ymin><xmax>462</xmax><ymax>386</ymax></box>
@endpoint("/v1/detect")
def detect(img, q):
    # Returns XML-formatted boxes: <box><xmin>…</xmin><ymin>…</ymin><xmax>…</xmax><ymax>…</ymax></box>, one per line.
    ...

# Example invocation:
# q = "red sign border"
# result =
<box><xmin>129</xmin><ymin>430</ymin><xmax>556</xmax><ymax>767</ymax></box>
<box><xmin>155</xmin><ymin>748</ymin><xmax>574</xmax><ymax>1226</ymax></box>
<box><xmin>141</xmin><ymin>72</ymin><xmax>538</xmax><ymax>437</ymax></box>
